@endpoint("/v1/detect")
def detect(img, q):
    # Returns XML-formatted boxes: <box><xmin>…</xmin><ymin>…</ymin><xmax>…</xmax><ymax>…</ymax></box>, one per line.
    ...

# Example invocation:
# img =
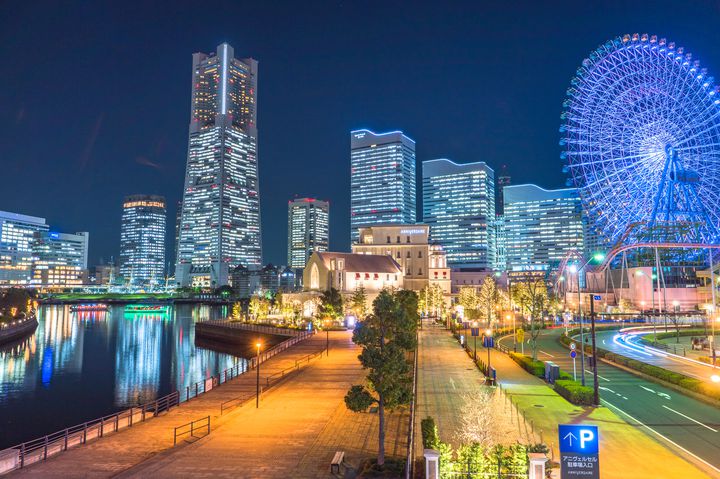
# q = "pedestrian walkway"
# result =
<box><xmin>489</xmin><ymin>336</ymin><xmax>714</xmax><ymax>479</ymax></box>
<box><xmin>13</xmin><ymin>331</ymin><xmax>409</xmax><ymax>478</ymax></box>
<box><xmin>414</xmin><ymin>325</ymin><xmax>529</xmax><ymax>458</ymax></box>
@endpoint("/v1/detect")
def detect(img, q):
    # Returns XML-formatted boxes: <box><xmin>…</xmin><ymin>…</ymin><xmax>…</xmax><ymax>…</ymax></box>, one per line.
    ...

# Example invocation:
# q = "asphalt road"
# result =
<box><xmin>499</xmin><ymin>329</ymin><xmax>720</xmax><ymax>474</ymax></box>
<box><xmin>593</xmin><ymin>328</ymin><xmax>718</xmax><ymax>382</ymax></box>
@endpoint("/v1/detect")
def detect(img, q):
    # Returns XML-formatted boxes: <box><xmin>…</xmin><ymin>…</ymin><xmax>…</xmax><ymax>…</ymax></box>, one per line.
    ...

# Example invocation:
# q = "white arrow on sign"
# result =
<box><xmin>563</xmin><ymin>432</ymin><xmax>578</xmax><ymax>446</ymax></box>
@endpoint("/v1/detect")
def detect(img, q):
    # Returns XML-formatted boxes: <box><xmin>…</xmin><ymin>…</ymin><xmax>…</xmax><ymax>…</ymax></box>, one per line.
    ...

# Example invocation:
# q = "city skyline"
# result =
<box><xmin>3</xmin><ymin>2</ymin><xmax>720</xmax><ymax>267</ymax></box>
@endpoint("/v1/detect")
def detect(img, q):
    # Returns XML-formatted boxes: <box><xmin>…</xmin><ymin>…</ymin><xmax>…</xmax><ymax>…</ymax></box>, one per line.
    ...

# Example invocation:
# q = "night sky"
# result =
<box><xmin>2</xmin><ymin>1</ymin><xmax>720</xmax><ymax>267</ymax></box>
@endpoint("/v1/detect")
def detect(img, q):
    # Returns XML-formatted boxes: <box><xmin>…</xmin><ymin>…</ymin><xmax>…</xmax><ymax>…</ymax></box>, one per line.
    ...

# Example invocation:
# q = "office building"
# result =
<box><xmin>0</xmin><ymin>210</ymin><xmax>49</xmax><ymax>284</ymax></box>
<box><xmin>352</xmin><ymin>224</ymin><xmax>450</xmax><ymax>293</ymax></box>
<box><xmin>32</xmin><ymin>231</ymin><xmax>89</xmax><ymax>287</ymax></box>
<box><xmin>119</xmin><ymin>195</ymin><xmax>166</xmax><ymax>286</ymax></box>
<box><xmin>504</xmin><ymin>184</ymin><xmax>584</xmax><ymax>273</ymax></box>
<box><xmin>422</xmin><ymin>159</ymin><xmax>495</xmax><ymax>270</ymax></box>
<box><xmin>350</xmin><ymin>129</ymin><xmax>415</xmax><ymax>243</ymax></box>
<box><xmin>176</xmin><ymin>43</ymin><xmax>261</xmax><ymax>287</ymax></box>
<box><xmin>287</xmin><ymin>198</ymin><xmax>329</xmax><ymax>269</ymax></box>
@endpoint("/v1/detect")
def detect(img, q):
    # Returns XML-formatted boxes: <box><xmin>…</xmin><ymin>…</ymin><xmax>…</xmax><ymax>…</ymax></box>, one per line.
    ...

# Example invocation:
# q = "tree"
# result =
<box><xmin>458</xmin><ymin>287</ymin><xmax>479</xmax><ymax>320</ymax></box>
<box><xmin>512</xmin><ymin>279</ymin><xmax>548</xmax><ymax>360</ymax></box>
<box><xmin>249</xmin><ymin>295</ymin><xmax>270</xmax><ymax>322</ymax></box>
<box><xmin>477</xmin><ymin>277</ymin><xmax>500</xmax><ymax>326</ymax></box>
<box><xmin>0</xmin><ymin>288</ymin><xmax>30</xmax><ymax>318</ymax></box>
<box><xmin>349</xmin><ymin>285</ymin><xmax>368</xmax><ymax>319</ymax></box>
<box><xmin>231</xmin><ymin>302</ymin><xmax>242</xmax><ymax>320</ymax></box>
<box><xmin>318</xmin><ymin>287</ymin><xmax>343</xmax><ymax>322</ymax></box>
<box><xmin>344</xmin><ymin>289</ymin><xmax>418</xmax><ymax>466</ymax></box>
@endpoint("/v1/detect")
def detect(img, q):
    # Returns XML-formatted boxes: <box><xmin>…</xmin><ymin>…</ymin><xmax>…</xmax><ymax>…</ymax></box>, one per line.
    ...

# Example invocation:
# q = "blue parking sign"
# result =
<box><xmin>559</xmin><ymin>424</ymin><xmax>600</xmax><ymax>478</ymax></box>
<box><xmin>559</xmin><ymin>424</ymin><xmax>598</xmax><ymax>454</ymax></box>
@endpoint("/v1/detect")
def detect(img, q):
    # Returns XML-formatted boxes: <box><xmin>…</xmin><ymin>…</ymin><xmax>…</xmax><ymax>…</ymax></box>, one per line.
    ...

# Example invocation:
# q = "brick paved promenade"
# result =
<box><xmin>13</xmin><ymin>330</ymin><xmax>409</xmax><ymax>478</ymax></box>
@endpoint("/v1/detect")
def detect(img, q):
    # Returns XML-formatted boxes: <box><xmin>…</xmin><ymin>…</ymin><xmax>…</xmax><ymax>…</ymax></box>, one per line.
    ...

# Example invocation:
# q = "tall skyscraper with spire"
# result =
<box><xmin>176</xmin><ymin>43</ymin><xmax>261</xmax><ymax>287</ymax></box>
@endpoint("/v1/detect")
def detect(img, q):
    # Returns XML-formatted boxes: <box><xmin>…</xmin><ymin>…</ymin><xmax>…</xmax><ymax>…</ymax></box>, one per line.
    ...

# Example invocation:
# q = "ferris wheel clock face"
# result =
<box><xmin>561</xmin><ymin>33</ymin><xmax>720</xmax><ymax>246</ymax></box>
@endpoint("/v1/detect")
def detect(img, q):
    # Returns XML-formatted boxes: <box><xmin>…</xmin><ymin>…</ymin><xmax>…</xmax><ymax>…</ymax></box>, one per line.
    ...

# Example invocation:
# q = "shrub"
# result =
<box><xmin>421</xmin><ymin>416</ymin><xmax>440</xmax><ymax>449</ymax></box>
<box><xmin>509</xmin><ymin>353</ymin><xmax>545</xmax><ymax>377</ymax></box>
<box><xmin>554</xmin><ymin>380</ymin><xmax>594</xmax><ymax>405</ymax></box>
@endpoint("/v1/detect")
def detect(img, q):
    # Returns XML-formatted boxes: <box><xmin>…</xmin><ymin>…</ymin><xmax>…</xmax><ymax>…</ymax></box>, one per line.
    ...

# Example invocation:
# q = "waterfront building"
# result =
<box><xmin>31</xmin><ymin>231</ymin><xmax>89</xmax><ymax>287</ymax></box>
<box><xmin>176</xmin><ymin>43</ymin><xmax>261</xmax><ymax>287</ymax></box>
<box><xmin>279</xmin><ymin>266</ymin><xmax>300</xmax><ymax>292</ymax></box>
<box><xmin>422</xmin><ymin>159</ymin><xmax>495</xmax><ymax>270</ymax></box>
<box><xmin>92</xmin><ymin>262</ymin><xmax>118</xmax><ymax>285</ymax></box>
<box><xmin>287</xmin><ymin>198</ymin><xmax>329</xmax><ymax>269</ymax></box>
<box><xmin>496</xmin><ymin>168</ymin><xmax>511</xmax><ymax>215</ymax></box>
<box><xmin>494</xmin><ymin>215</ymin><xmax>507</xmax><ymax>271</ymax></box>
<box><xmin>119</xmin><ymin>195</ymin><xmax>166</xmax><ymax>286</ymax></box>
<box><xmin>0</xmin><ymin>210</ymin><xmax>49</xmax><ymax>284</ymax></box>
<box><xmin>350</xmin><ymin>129</ymin><xmax>416</xmax><ymax>243</ymax></box>
<box><xmin>352</xmin><ymin>224</ymin><xmax>450</xmax><ymax>293</ymax></box>
<box><xmin>503</xmin><ymin>184</ymin><xmax>584</xmax><ymax>273</ymax></box>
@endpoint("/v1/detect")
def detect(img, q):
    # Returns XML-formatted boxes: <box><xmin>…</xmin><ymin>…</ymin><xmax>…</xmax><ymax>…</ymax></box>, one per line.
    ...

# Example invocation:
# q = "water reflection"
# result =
<box><xmin>0</xmin><ymin>303</ymin><xmax>244</xmax><ymax>448</ymax></box>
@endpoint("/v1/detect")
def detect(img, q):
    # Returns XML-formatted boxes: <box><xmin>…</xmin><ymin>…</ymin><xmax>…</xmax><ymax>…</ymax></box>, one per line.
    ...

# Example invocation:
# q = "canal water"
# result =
<box><xmin>0</xmin><ymin>304</ymin><xmax>246</xmax><ymax>449</ymax></box>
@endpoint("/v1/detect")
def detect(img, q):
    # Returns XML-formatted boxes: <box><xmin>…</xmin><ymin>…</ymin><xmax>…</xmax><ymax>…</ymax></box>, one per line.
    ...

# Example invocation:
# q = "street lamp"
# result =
<box><xmin>485</xmin><ymin>328</ymin><xmax>493</xmax><ymax>376</ymax></box>
<box><xmin>324</xmin><ymin>319</ymin><xmax>330</xmax><ymax>355</ymax></box>
<box><xmin>256</xmin><ymin>341</ymin><xmax>262</xmax><ymax>408</ymax></box>
<box><xmin>505</xmin><ymin>313</ymin><xmax>514</xmax><ymax>352</ymax></box>
<box><xmin>472</xmin><ymin>321</ymin><xmax>478</xmax><ymax>361</ymax></box>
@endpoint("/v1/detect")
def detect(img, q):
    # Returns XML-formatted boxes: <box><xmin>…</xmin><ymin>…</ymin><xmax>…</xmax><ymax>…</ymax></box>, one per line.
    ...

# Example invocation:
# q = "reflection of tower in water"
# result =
<box><xmin>172</xmin><ymin>304</ymin><xmax>239</xmax><ymax>394</ymax></box>
<box><xmin>114</xmin><ymin>313</ymin><xmax>163</xmax><ymax>406</ymax></box>
<box><xmin>41</xmin><ymin>305</ymin><xmax>84</xmax><ymax>381</ymax></box>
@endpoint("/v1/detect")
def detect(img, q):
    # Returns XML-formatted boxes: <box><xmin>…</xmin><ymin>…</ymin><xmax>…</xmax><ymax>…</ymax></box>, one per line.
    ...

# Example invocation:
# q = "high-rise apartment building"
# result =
<box><xmin>120</xmin><ymin>195</ymin><xmax>166</xmax><ymax>286</ymax></box>
<box><xmin>422</xmin><ymin>159</ymin><xmax>495</xmax><ymax>270</ymax></box>
<box><xmin>176</xmin><ymin>43</ymin><xmax>261</xmax><ymax>287</ymax></box>
<box><xmin>504</xmin><ymin>184</ymin><xmax>584</xmax><ymax>272</ymax></box>
<box><xmin>32</xmin><ymin>231</ymin><xmax>89</xmax><ymax>287</ymax></box>
<box><xmin>0</xmin><ymin>210</ymin><xmax>49</xmax><ymax>284</ymax></box>
<box><xmin>350</xmin><ymin>129</ymin><xmax>416</xmax><ymax>243</ymax></box>
<box><xmin>287</xmin><ymin>198</ymin><xmax>329</xmax><ymax>269</ymax></box>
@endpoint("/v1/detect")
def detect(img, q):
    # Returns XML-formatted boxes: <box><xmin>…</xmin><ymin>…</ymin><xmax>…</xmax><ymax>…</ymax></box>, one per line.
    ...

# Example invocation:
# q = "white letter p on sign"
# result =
<box><xmin>580</xmin><ymin>429</ymin><xmax>594</xmax><ymax>449</ymax></box>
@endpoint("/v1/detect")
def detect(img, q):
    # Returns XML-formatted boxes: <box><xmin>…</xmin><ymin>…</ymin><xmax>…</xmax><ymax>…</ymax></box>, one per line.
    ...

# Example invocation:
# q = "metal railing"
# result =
<box><xmin>405</xmin><ymin>343</ymin><xmax>419</xmax><ymax>479</ymax></box>
<box><xmin>220</xmin><ymin>345</ymin><xmax>327</xmax><ymax>414</ymax></box>
<box><xmin>197</xmin><ymin>320</ymin><xmax>306</xmax><ymax>337</ymax></box>
<box><xmin>0</xmin><ymin>329</ymin><xmax>315</xmax><ymax>474</ymax></box>
<box><xmin>173</xmin><ymin>416</ymin><xmax>210</xmax><ymax>445</ymax></box>
<box><xmin>0</xmin><ymin>391</ymin><xmax>179</xmax><ymax>474</ymax></box>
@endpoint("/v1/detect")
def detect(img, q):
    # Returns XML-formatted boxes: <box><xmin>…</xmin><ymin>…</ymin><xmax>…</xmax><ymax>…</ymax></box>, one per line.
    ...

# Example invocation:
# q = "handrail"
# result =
<box><xmin>221</xmin><ymin>344</ymin><xmax>326</xmax><ymax>414</ymax></box>
<box><xmin>0</xmin><ymin>391</ymin><xmax>179</xmax><ymax>473</ymax></box>
<box><xmin>197</xmin><ymin>320</ymin><xmax>306</xmax><ymax>337</ymax></box>
<box><xmin>173</xmin><ymin>416</ymin><xmax>210</xmax><ymax>445</ymax></box>
<box><xmin>0</xmin><ymin>329</ymin><xmax>315</xmax><ymax>474</ymax></box>
<box><xmin>405</xmin><ymin>339</ymin><xmax>419</xmax><ymax>479</ymax></box>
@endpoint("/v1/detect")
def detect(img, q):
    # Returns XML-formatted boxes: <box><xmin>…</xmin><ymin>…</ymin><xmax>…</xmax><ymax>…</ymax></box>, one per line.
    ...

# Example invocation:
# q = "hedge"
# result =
<box><xmin>421</xmin><ymin>416</ymin><xmax>440</xmax><ymax>449</ymax></box>
<box><xmin>554</xmin><ymin>380</ymin><xmax>594</xmax><ymax>406</ymax></box>
<box><xmin>509</xmin><ymin>352</ymin><xmax>545</xmax><ymax>377</ymax></box>
<box><xmin>560</xmin><ymin>332</ymin><xmax>720</xmax><ymax>402</ymax></box>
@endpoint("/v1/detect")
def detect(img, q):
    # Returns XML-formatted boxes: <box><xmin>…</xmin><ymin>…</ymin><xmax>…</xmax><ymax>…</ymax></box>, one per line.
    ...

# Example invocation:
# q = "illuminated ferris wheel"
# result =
<box><xmin>561</xmin><ymin>33</ymin><xmax>720</xmax><ymax>247</ymax></box>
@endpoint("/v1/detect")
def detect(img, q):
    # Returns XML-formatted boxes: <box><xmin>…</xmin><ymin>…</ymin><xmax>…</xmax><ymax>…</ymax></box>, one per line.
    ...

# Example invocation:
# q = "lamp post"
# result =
<box><xmin>485</xmin><ymin>328</ymin><xmax>493</xmax><ymax>375</ymax></box>
<box><xmin>472</xmin><ymin>321</ymin><xmax>478</xmax><ymax>361</ymax></box>
<box><xmin>324</xmin><ymin>319</ymin><xmax>330</xmax><ymax>355</ymax></box>
<box><xmin>255</xmin><ymin>342</ymin><xmax>262</xmax><ymax>408</ymax></box>
<box><xmin>506</xmin><ymin>314</ymin><xmax>514</xmax><ymax>352</ymax></box>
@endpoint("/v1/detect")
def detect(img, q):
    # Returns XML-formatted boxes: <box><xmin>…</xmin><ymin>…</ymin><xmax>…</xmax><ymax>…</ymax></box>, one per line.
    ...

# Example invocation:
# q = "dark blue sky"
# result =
<box><xmin>2</xmin><ymin>1</ymin><xmax>720</xmax><ymax>266</ymax></box>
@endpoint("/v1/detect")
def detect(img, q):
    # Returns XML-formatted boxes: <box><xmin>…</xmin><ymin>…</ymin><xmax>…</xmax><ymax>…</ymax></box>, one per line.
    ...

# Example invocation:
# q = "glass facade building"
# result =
<box><xmin>350</xmin><ymin>129</ymin><xmax>415</xmax><ymax>243</ymax></box>
<box><xmin>287</xmin><ymin>198</ymin><xmax>329</xmax><ymax>269</ymax></box>
<box><xmin>32</xmin><ymin>231</ymin><xmax>89</xmax><ymax>287</ymax></box>
<box><xmin>176</xmin><ymin>43</ymin><xmax>261</xmax><ymax>286</ymax></box>
<box><xmin>0</xmin><ymin>211</ymin><xmax>49</xmax><ymax>284</ymax></box>
<box><xmin>422</xmin><ymin>159</ymin><xmax>495</xmax><ymax>270</ymax></box>
<box><xmin>503</xmin><ymin>184</ymin><xmax>584</xmax><ymax>272</ymax></box>
<box><xmin>119</xmin><ymin>195</ymin><xmax>166</xmax><ymax>286</ymax></box>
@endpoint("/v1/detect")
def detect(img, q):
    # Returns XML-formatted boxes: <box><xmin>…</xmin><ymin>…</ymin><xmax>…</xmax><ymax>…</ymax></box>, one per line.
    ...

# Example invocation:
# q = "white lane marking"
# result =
<box><xmin>599</xmin><ymin>386</ymin><xmax>616</xmax><ymax>394</ymax></box>
<box><xmin>584</xmin><ymin>370</ymin><xmax>610</xmax><ymax>381</ymax></box>
<box><xmin>662</xmin><ymin>405</ymin><xmax>719</xmax><ymax>433</ymax></box>
<box><xmin>603</xmin><ymin>400</ymin><xmax>720</xmax><ymax>475</ymax></box>
<box><xmin>640</xmin><ymin>385</ymin><xmax>655</xmax><ymax>393</ymax></box>
<box><xmin>539</xmin><ymin>350</ymin><xmax>555</xmax><ymax>358</ymax></box>
<box><xmin>450</xmin><ymin>378</ymin><xmax>456</xmax><ymax>391</ymax></box>
<box><xmin>658</xmin><ymin>392</ymin><xmax>671</xmax><ymax>400</ymax></box>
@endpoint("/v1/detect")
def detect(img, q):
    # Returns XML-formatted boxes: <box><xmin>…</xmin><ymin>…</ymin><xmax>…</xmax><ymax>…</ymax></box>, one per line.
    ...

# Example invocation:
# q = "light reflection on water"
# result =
<box><xmin>0</xmin><ymin>304</ymin><xmax>245</xmax><ymax>448</ymax></box>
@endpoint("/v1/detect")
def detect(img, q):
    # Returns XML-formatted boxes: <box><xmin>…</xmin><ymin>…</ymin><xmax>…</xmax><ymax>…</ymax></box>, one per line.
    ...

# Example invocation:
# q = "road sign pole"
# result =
<box><xmin>573</xmin><ymin>356</ymin><xmax>577</xmax><ymax>381</ymax></box>
<box><xmin>591</xmin><ymin>295</ymin><xmax>600</xmax><ymax>406</ymax></box>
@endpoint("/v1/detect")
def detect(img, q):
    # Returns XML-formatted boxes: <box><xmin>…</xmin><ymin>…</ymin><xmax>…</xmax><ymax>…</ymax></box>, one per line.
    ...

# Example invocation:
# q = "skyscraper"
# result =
<box><xmin>176</xmin><ymin>43</ymin><xmax>261</xmax><ymax>287</ymax></box>
<box><xmin>504</xmin><ymin>184</ymin><xmax>584</xmax><ymax>272</ymax></box>
<box><xmin>422</xmin><ymin>159</ymin><xmax>495</xmax><ymax>270</ymax></box>
<box><xmin>0</xmin><ymin>210</ymin><xmax>48</xmax><ymax>284</ymax></box>
<box><xmin>120</xmin><ymin>195</ymin><xmax>166</xmax><ymax>286</ymax></box>
<box><xmin>287</xmin><ymin>198</ymin><xmax>330</xmax><ymax>269</ymax></box>
<box><xmin>350</xmin><ymin>129</ymin><xmax>416</xmax><ymax>243</ymax></box>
